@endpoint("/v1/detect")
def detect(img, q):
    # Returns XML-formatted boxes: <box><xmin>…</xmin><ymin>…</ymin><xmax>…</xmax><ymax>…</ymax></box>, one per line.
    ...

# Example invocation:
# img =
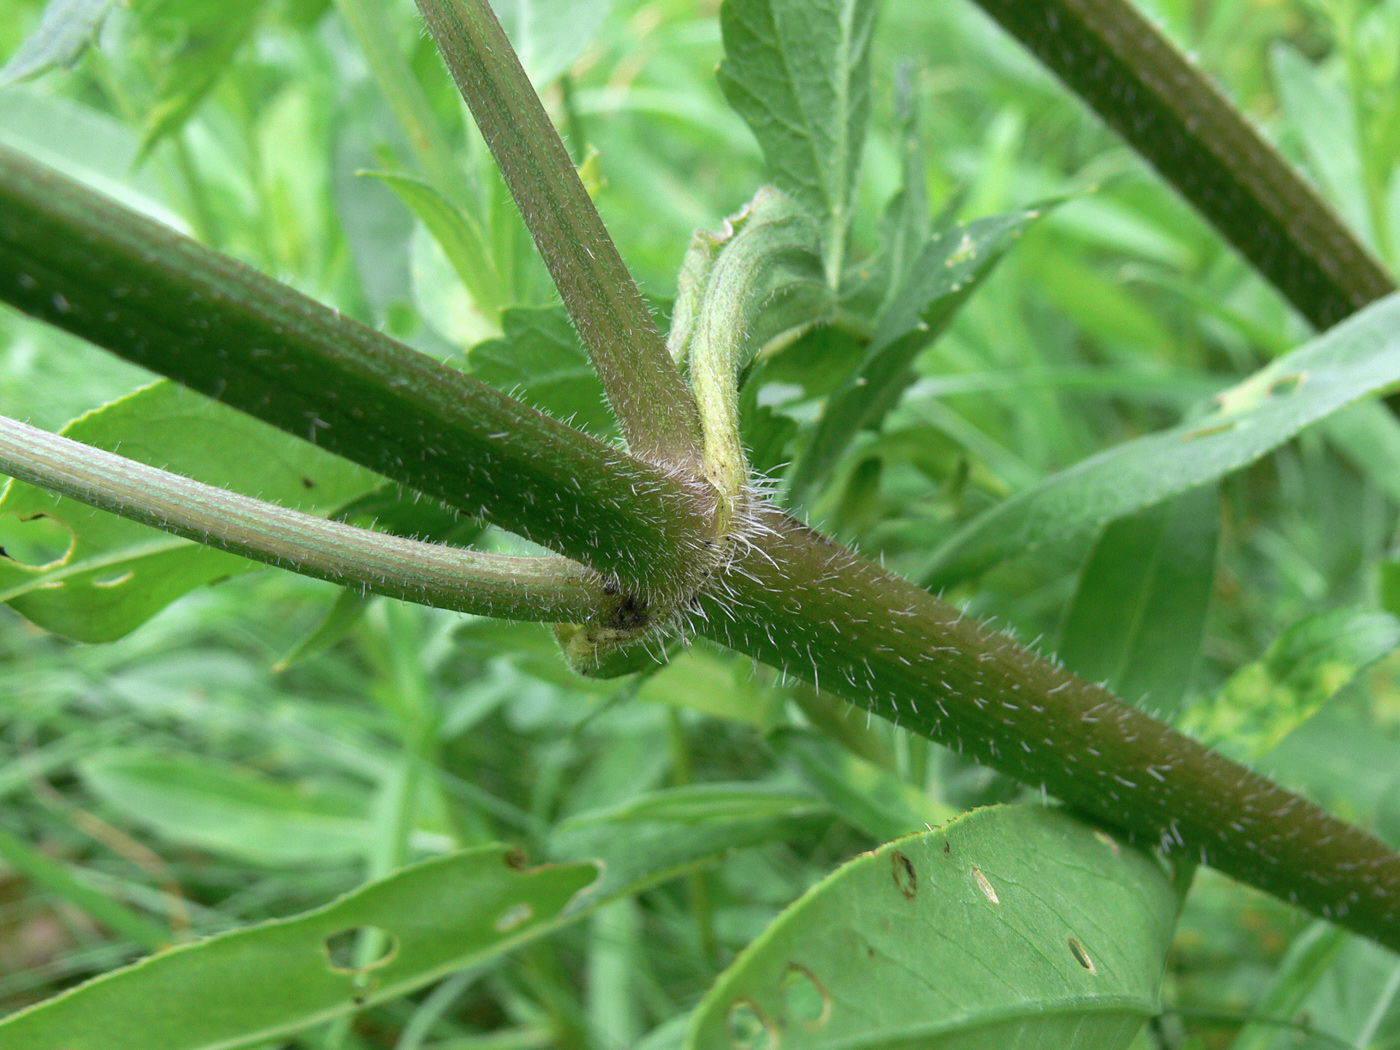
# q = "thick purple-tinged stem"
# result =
<box><xmin>699</xmin><ymin>508</ymin><xmax>1400</xmax><ymax>949</ymax></box>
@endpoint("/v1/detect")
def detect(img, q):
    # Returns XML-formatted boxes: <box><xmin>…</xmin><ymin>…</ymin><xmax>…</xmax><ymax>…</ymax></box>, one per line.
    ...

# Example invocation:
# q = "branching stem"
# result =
<box><xmin>0</xmin><ymin>144</ymin><xmax>712</xmax><ymax>603</ymax></box>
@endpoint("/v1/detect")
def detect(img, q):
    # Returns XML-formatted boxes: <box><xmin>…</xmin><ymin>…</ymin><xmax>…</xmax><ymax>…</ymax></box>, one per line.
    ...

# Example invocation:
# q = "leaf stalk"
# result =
<box><xmin>0</xmin><ymin>415</ymin><xmax>612</xmax><ymax>623</ymax></box>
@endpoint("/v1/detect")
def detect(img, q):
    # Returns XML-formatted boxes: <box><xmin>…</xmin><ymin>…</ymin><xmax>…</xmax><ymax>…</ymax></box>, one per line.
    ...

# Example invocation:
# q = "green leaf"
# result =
<box><xmin>1270</xmin><ymin>43</ymin><xmax>1373</xmax><ymax>248</ymax></box>
<box><xmin>1058</xmin><ymin>484</ymin><xmax>1219</xmax><ymax>721</ymax></box>
<box><xmin>469</xmin><ymin>306</ymin><xmax>616</xmax><ymax>438</ymax></box>
<box><xmin>0</xmin><ymin>825</ymin><xmax>171</xmax><ymax>951</ymax></box>
<box><xmin>767</xmin><ymin>726</ymin><xmax>953</xmax><ymax>841</ymax></box>
<box><xmin>490</xmin><ymin>0</ymin><xmax>611</xmax><ymax>86</ymax></box>
<box><xmin>0</xmin><ymin>846</ymin><xmax>600</xmax><ymax>1050</ymax></box>
<box><xmin>839</xmin><ymin>60</ymin><xmax>932</xmax><ymax>323</ymax></box>
<box><xmin>0</xmin><ymin>381</ymin><xmax>381</xmax><ymax>641</ymax></box>
<box><xmin>0</xmin><ymin>0</ymin><xmax>119</xmax><ymax>84</ymax></box>
<box><xmin>78</xmin><ymin>751</ymin><xmax>384</xmax><ymax>867</ymax></box>
<box><xmin>1324</xmin><ymin>399</ymin><xmax>1400</xmax><ymax>507</ymax></box>
<box><xmin>1255</xmin><ymin>934</ymin><xmax>1400</xmax><ymax>1049</ymax></box>
<box><xmin>1226</xmin><ymin>921</ymin><xmax>1348</xmax><ymax>1050</ymax></box>
<box><xmin>362</xmin><ymin>169</ymin><xmax>503</xmax><ymax>318</ymax></box>
<box><xmin>718</xmin><ymin>0</ymin><xmax>878</xmax><ymax>283</ymax></box>
<box><xmin>548</xmin><ymin>783</ymin><xmax>831</xmax><ymax>907</ymax></box>
<box><xmin>274</xmin><ymin>589</ymin><xmax>373</xmax><ymax>671</ymax></box>
<box><xmin>684</xmin><ymin>804</ymin><xmax>1179</xmax><ymax>1049</ymax></box>
<box><xmin>633</xmin><ymin>648</ymin><xmax>788</xmax><ymax>729</ymax></box>
<box><xmin>1181</xmin><ymin>608</ymin><xmax>1400</xmax><ymax>763</ymax></box>
<box><xmin>922</xmin><ymin>291</ymin><xmax>1400</xmax><ymax>586</ymax></box>
<box><xmin>134</xmin><ymin>0</ymin><xmax>275</xmax><ymax>158</ymax></box>
<box><xmin>788</xmin><ymin>208</ymin><xmax>1041</xmax><ymax>507</ymax></box>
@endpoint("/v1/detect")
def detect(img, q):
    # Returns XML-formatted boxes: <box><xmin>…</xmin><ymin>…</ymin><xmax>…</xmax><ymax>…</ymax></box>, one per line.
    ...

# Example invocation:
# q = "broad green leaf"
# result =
<box><xmin>469</xmin><ymin>307</ymin><xmax>616</xmax><ymax>439</ymax></box>
<box><xmin>0</xmin><ymin>0</ymin><xmax>119</xmax><ymax>84</ymax></box>
<box><xmin>0</xmin><ymin>846</ymin><xmax>600</xmax><ymax>1050</ymax></box>
<box><xmin>718</xmin><ymin>0</ymin><xmax>878</xmax><ymax>281</ymax></box>
<box><xmin>0</xmin><ymin>381</ymin><xmax>381</xmax><ymax>641</ymax></box>
<box><xmin>78</xmin><ymin>751</ymin><xmax>382</xmax><ymax>867</ymax></box>
<box><xmin>1181</xmin><ymin>608</ymin><xmax>1400</xmax><ymax>763</ymax></box>
<box><xmin>1271</xmin><ymin>43</ymin><xmax>1373</xmax><ymax>248</ymax></box>
<box><xmin>491</xmin><ymin>0</ymin><xmax>610</xmax><ymax>87</ymax></box>
<box><xmin>363</xmin><ymin>169</ymin><xmax>503</xmax><ymax>317</ymax></box>
<box><xmin>768</xmin><ymin>726</ymin><xmax>953</xmax><ymax>841</ymax></box>
<box><xmin>0</xmin><ymin>785</ymin><xmax>836</xmax><ymax>1048</ymax></box>
<box><xmin>685</xmin><ymin>804</ymin><xmax>1178</xmax><ymax>1050</ymax></box>
<box><xmin>548</xmin><ymin>783</ymin><xmax>831</xmax><ymax>906</ymax></box>
<box><xmin>922</xmin><ymin>291</ymin><xmax>1400</xmax><ymax>586</ymax></box>
<box><xmin>1058</xmin><ymin>484</ymin><xmax>1219</xmax><ymax>720</ymax></box>
<box><xmin>789</xmin><ymin>208</ymin><xmax>1041</xmax><ymax>507</ymax></box>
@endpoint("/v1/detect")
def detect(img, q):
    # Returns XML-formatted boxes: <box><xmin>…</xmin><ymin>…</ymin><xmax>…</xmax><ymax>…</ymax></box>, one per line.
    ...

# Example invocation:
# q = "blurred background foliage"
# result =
<box><xmin>1</xmin><ymin>0</ymin><xmax>1400</xmax><ymax>1046</ymax></box>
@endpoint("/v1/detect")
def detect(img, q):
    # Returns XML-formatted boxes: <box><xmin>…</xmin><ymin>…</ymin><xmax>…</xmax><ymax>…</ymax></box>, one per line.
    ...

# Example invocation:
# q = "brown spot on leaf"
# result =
<box><xmin>891</xmin><ymin>850</ymin><xmax>917</xmax><ymax>899</ymax></box>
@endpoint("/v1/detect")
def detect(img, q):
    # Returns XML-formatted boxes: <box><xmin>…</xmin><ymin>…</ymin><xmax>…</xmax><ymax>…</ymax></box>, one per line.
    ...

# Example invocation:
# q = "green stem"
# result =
<box><xmin>337</xmin><ymin>0</ymin><xmax>474</xmax><ymax>206</ymax></box>
<box><xmin>0</xmin><ymin>145</ymin><xmax>712</xmax><ymax>603</ymax></box>
<box><xmin>413</xmin><ymin>0</ymin><xmax>706</xmax><ymax>471</ymax></box>
<box><xmin>5</xmin><ymin>138</ymin><xmax>1400</xmax><ymax>952</ymax></box>
<box><xmin>699</xmin><ymin>506</ymin><xmax>1400</xmax><ymax>950</ymax></box>
<box><xmin>968</xmin><ymin>0</ymin><xmax>1395</xmax><ymax>329</ymax></box>
<box><xmin>0</xmin><ymin>415</ymin><xmax>610</xmax><ymax>624</ymax></box>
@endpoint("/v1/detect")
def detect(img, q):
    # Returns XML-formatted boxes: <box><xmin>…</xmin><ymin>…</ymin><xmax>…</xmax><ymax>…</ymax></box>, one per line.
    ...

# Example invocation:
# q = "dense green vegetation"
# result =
<box><xmin>1</xmin><ymin>0</ymin><xmax>1400</xmax><ymax>1047</ymax></box>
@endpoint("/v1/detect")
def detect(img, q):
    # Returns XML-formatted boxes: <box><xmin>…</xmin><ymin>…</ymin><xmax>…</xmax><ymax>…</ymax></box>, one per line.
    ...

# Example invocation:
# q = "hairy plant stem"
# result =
<box><xmin>413</xmin><ymin>0</ymin><xmax>706</xmax><ymax>472</ymax></box>
<box><xmin>0</xmin><ymin>416</ymin><xmax>611</xmax><ymax>624</ymax></box>
<box><xmin>0</xmin><ymin>145</ymin><xmax>712</xmax><ymax>604</ymax></box>
<box><xmin>4</xmin><ymin>154</ymin><xmax>1400</xmax><ymax>950</ymax></box>
<box><xmin>696</xmin><ymin>507</ymin><xmax>1400</xmax><ymax>948</ymax></box>
<box><xmin>968</xmin><ymin>0</ymin><xmax>1395</xmax><ymax>329</ymax></box>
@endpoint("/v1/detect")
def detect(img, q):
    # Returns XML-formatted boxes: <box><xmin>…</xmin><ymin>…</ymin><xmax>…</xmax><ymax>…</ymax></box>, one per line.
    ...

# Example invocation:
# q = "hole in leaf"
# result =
<box><xmin>1180</xmin><ymin>421</ymin><xmax>1237</xmax><ymax>442</ymax></box>
<box><xmin>494</xmin><ymin>902</ymin><xmax>533</xmax><ymax>932</ymax></box>
<box><xmin>727</xmin><ymin>999</ymin><xmax>776</xmax><ymax>1050</ymax></box>
<box><xmin>1267</xmin><ymin>371</ymin><xmax>1305</xmax><ymax>397</ymax></box>
<box><xmin>323</xmin><ymin>926</ymin><xmax>398</xmax><ymax>973</ymax></box>
<box><xmin>781</xmin><ymin>964</ymin><xmax>830</xmax><ymax>1028</ymax></box>
<box><xmin>890</xmin><ymin>850</ymin><xmax>917</xmax><ymax>900</ymax></box>
<box><xmin>92</xmin><ymin>570</ymin><xmax>135</xmax><ymax>588</ymax></box>
<box><xmin>1068</xmin><ymin>935</ymin><xmax>1097</xmax><ymax>974</ymax></box>
<box><xmin>0</xmin><ymin>513</ymin><xmax>74</xmax><ymax>569</ymax></box>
